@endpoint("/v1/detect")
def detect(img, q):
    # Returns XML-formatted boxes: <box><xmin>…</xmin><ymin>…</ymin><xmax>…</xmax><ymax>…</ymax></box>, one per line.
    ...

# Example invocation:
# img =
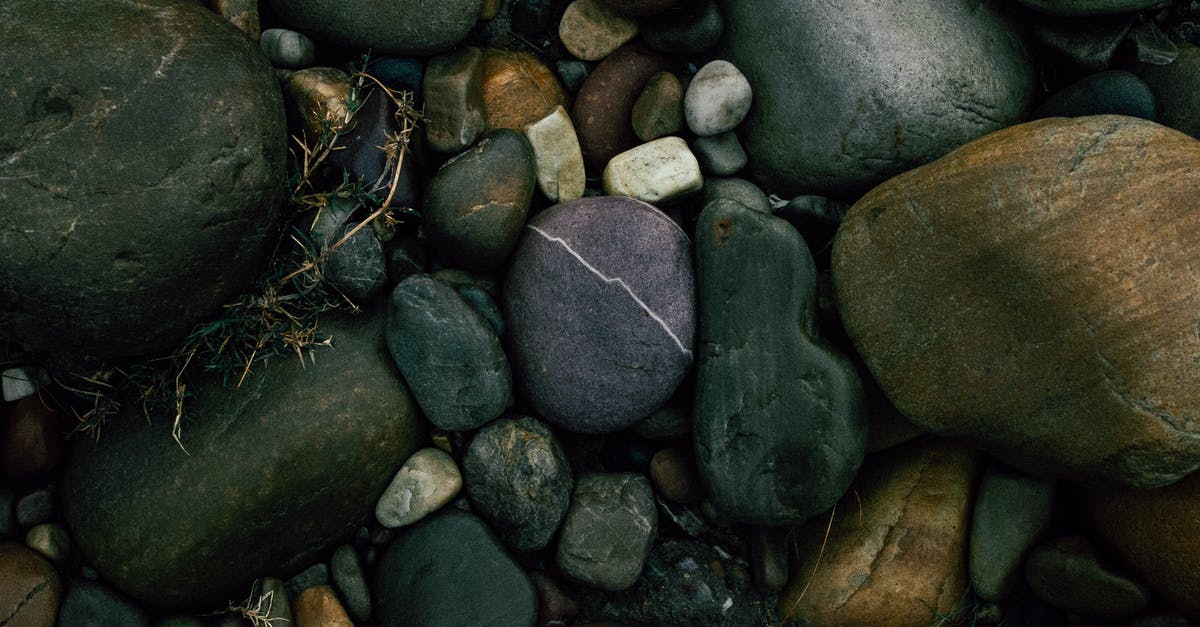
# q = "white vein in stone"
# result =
<box><xmin>527</xmin><ymin>224</ymin><xmax>691</xmax><ymax>357</ymax></box>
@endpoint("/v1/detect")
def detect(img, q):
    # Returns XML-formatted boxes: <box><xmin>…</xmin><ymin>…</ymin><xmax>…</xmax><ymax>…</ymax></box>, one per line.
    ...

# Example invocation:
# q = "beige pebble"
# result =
<box><xmin>602</xmin><ymin>136</ymin><xmax>702</xmax><ymax>203</ymax></box>
<box><xmin>524</xmin><ymin>105</ymin><xmax>586</xmax><ymax>203</ymax></box>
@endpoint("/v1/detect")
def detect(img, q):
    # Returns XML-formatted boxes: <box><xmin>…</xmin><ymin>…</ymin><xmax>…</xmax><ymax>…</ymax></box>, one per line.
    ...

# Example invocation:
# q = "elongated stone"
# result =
<box><xmin>524</xmin><ymin>105</ymin><xmax>586</xmax><ymax>203</ymax></box>
<box><xmin>423</xmin><ymin>46</ymin><xmax>486</xmax><ymax>154</ymax></box>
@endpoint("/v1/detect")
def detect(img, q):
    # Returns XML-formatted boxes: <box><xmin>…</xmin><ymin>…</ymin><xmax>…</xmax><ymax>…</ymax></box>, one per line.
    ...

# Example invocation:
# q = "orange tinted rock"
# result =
<box><xmin>294</xmin><ymin>585</ymin><xmax>353</xmax><ymax>627</ymax></box>
<box><xmin>0</xmin><ymin>542</ymin><xmax>61</xmax><ymax>627</ymax></box>
<box><xmin>1</xmin><ymin>396</ymin><xmax>63</xmax><ymax>483</ymax></box>
<box><xmin>482</xmin><ymin>48</ymin><xmax>568</xmax><ymax>132</ymax></box>
<box><xmin>572</xmin><ymin>44</ymin><xmax>673</xmax><ymax>171</ymax></box>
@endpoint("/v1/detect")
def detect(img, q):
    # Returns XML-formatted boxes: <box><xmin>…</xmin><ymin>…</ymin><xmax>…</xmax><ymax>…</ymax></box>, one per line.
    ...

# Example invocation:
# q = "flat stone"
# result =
<box><xmin>573</xmin><ymin>44</ymin><xmax>674</xmax><ymax>171</ymax></box>
<box><xmin>694</xmin><ymin>199</ymin><xmax>867</xmax><ymax>524</ymax></box>
<box><xmin>483</xmin><ymin>48</ymin><xmax>569</xmax><ymax>132</ymax></box>
<box><xmin>1033</xmin><ymin>70</ymin><xmax>1155</xmax><ymax>120</ymax></box>
<box><xmin>293</xmin><ymin>585</ymin><xmax>353</xmax><ymax>627</ymax></box>
<box><xmin>260</xmin><ymin>28</ymin><xmax>316</xmax><ymax>69</ymax></box>
<box><xmin>60</xmin><ymin>309</ymin><xmax>425</xmax><ymax>609</ymax></box>
<box><xmin>970</xmin><ymin>464</ymin><xmax>1057</xmax><ymax>601</ymax></box>
<box><xmin>560</xmin><ymin>0</ymin><xmax>638</xmax><ymax>61</ymax></box>
<box><xmin>264</xmin><ymin>0</ymin><xmax>482</xmax><ymax>54</ymax></box>
<box><xmin>385</xmin><ymin>274</ymin><xmax>512</xmax><ymax>431</ymax></box>
<box><xmin>556</xmin><ymin>473</ymin><xmax>657</xmax><ymax>591</ymax></box>
<box><xmin>524</xmin><ymin>105</ymin><xmax>586</xmax><ymax>203</ymax></box>
<box><xmin>833</xmin><ymin>116</ymin><xmax>1200</xmax><ymax>487</ymax></box>
<box><xmin>1</xmin><ymin>396</ymin><xmax>63</xmax><ymax>483</ymax></box>
<box><xmin>25</xmin><ymin>523</ymin><xmax>71</xmax><ymax>564</ymax></box>
<box><xmin>59</xmin><ymin>580</ymin><xmax>150</xmax><ymax>627</ymax></box>
<box><xmin>603</xmin><ymin>136</ymin><xmax>702</xmax><ymax>203</ymax></box>
<box><xmin>423</xmin><ymin>46</ymin><xmax>486</xmax><ymax>154</ymax></box>
<box><xmin>1016</xmin><ymin>0</ymin><xmax>1163</xmax><ymax>16</ymax></box>
<box><xmin>0</xmin><ymin>542</ymin><xmax>60</xmax><ymax>627</ymax></box>
<box><xmin>375</xmin><ymin>447</ymin><xmax>462</xmax><ymax>528</ymax></box>
<box><xmin>642</xmin><ymin>0</ymin><xmax>723</xmax><ymax>56</ymax></box>
<box><xmin>691</xmin><ymin>131</ymin><xmax>747</xmax><ymax>176</ymax></box>
<box><xmin>463</xmin><ymin>416</ymin><xmax>573</xmax><ymax>551</ymax></box>
<box><xmin>631</xmin><ymin>71</ymin><xmax>684</xmax><ymax>142</ymax></box>
<box><xmin>684</xmin><ymin>60</ymin><xmax>751</xmax><ymax>136</ymax></box>
<box><xmin>1025</xmin><ymin>535</ymin><xmax>1150</xmax><ymax>619</ymax></box>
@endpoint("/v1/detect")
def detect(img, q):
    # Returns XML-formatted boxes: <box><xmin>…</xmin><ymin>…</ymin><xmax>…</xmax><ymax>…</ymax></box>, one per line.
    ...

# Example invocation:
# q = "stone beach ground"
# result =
<box><xmin>8</xmin><ymin>0</ymin><xmax>1200</xmax><ymax>625</ymax></box>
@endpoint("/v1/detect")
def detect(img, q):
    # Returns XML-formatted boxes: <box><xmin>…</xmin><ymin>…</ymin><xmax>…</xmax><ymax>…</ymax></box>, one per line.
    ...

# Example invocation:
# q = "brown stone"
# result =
<box><xmin>482</xmin><ymin>48</ymin><xmax>569</xmax><ymax>133</ymax></box>
<box><xmin>210</xmin><ymin>0</ymin><xmax>260</xmax><ymax>38</ymax></box>
<box><xmin>283</xmin><ymin>67</ymin><xmax>353</xmax><ymax>141</ymax></box>
<box><xmin>631</xmin><ymin>71</ymin><xmax>683</xmax><ymax>142</ymax></box>
<box><xmin>1024</xmin><ymin>534</ymin><xmax>1149</xmax><ymax>619</ymax></box>
<box><xmin>1080</xmin><ymin>469</ymin><xmax>1200</xmax><ymax>619</ymax></box>
<box><xmin>293</xmin><ymin>585</ymin><xmax>353</xmax><ymax>627</ymax></box>
<box><xmin>594</xmin><ymin>0</ymin><xmax>678</xmax><ymax>17</ymax></box>
<box><xmin>834</xmin><ymin>115</ymin><xmax>1200</xmax><ymax>488</ymax></box>
<box><xmin>559</xmin><ymin>0</ymin><xmax>638</xmax><ymax>62</ymax></box>
<box><xmin>573</xmin><ymin>44</ymin><xmax>673</xmax><ymax>171</ymax></box>
<box><xmin>0</xmin><ymin>542</ymin><xmax>61</xmax><ymax>627</ymax></box>
<box><xmin>778</xmin><ymin>439</ymin><xmax>980</xmax><ymax>625</ymax></box>
<box><xmin>1131</xmin><ymin>42</ymin><xmax>1200</xmax><ymax>139</ymax></box>
<box><xmin>649</xmin><ymin>446</ymin><xmax>703</xmax><ymax>503</ymax></box>
<box><xmin>423</xmin><ymin>46</ymin><xmax>486</xmax><ymax>154</ymax></box>
<box><xmin>530</xmin><ymin>571</ymin><xmax>579</xmax><ymax>627</ymax></box>
<box><xmin>1</xmin><ymin>396</ymin><xmax>63</xmax><ymax>483</ymax></box>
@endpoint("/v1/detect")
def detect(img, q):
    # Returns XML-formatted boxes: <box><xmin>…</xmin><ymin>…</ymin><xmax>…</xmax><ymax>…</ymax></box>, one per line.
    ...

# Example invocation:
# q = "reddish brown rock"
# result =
<box><xmin>649</xmin><ymin>446</ymin><xmax>703</xmax><ymax>503</ymax></box>
<box><xmin>482</xmin><ymin>48</ymin><xmax>569</xmax><ymax>132</ymax></box>
<box><xmin>572</xmin><ymin>44</ymin><xmax>673</xmax><ymax>171</ymax></box>
<box><xmin>1</xmin><ymin>396</ymin><xmax>63</xmax><ymax>483</ymax></box>
<box><xmin>0</xmin><ymin>542</ymin><xmax>61</xmax><ymax>627</ymax></box>
<box><xmin>293</xmin><ymin>585</ymin><xmax>353</xmax><ymax>627</ymax></box>
<box><xmin>834</xmin><ymin>116</ymin><xmax>1200</xmax><ymax>488</ymax></box>
<box><xmin>778</xmin><ymin>439</ymin><xmax>981</xmax><ymax>625</ymax></box>
<box><xmin>595</xmin><ymin>0</ymin><xmax>677</xmax><ymax>16</ymax></box>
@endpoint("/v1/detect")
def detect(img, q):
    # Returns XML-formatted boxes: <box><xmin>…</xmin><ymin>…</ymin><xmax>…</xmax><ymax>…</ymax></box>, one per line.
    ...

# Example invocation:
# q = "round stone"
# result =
<box><xmin>573</xmin><ymin>44</ymin><xmax>674</xmax><ymax>171</ymax></box>
<box><xmin>264</xmin><ymin>0</ymin><xmax>483</xmax><ymax>54</ymax></box>
<box><xmin>482</xmin><ymin>48</ymin><xmax>569</xmax><ymax>132</ymax></box>
<box><xmin>503</xmin><ymin>196</ymin><xmax>695</xmax><ymax>433</ymax></box>
<box><xmin>259</xmin><ymin>28</ymin><xmax>316</xmax><ymax>68</ymax></box>
<box><xmin>25</xmin><ymin>523</ymin><xmax>71</xmax><ymax>565</ymax></box>
<box><xmin>559</xmin><ymin>0</ymin><xmax>639</xmax><ymax>62</ymax></box>
<box><xmin>684</xmin><ymin>60</ymin><xmax>752</xmax><ymax>136</ymax></box>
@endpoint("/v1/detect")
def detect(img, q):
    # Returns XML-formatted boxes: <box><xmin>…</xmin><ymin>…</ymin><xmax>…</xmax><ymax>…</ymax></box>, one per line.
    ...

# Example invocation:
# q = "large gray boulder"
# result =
<box><xmin>0</xmin><ymin>0</ymin><xmax>286</xmax><ymax>362</ymax></box>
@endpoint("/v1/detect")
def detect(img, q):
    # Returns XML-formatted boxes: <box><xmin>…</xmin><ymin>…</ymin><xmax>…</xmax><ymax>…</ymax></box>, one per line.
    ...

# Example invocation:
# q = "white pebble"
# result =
<box><xmin>684</xmin><ymin>60</ymin><xmax>753</xmax><ymax>136</ymax></box>
<box><xmin>603</xmin><ymin>136</ymin><xmax>703</xmax><ymax>203</ymax></box>
<box><xmin>524</xmin><ymin>105</ymin><xmax>586</xmax><ymax>203</ymax></box>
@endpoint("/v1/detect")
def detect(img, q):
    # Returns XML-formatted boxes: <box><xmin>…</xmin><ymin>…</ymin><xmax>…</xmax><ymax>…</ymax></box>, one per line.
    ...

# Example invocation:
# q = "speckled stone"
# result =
<box><xmin>483</xmin><ymin>48</ymin><xmax>569</xmax><ymax>132</ymax></box>
<box><xmin>560</xmin><ymin>0</ymin><xmax>638</xmax><ymax>61</ymax></box>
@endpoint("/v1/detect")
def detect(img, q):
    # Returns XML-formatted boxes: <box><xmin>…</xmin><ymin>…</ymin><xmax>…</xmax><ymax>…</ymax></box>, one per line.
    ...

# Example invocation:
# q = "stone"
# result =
<box><xmin>720</xmin><ymin>0</ymin><xmax>1034</xmax><ymax>196</ymax></box>
<box><xmin>503</xmin><ymin>196</ymin><xmax>695</xmax><ymax>433</ymax></box>
<box><xmin>631</xmin><ymin>71</ymin><xmax>684</xmax><ymax>142</ymax></box>
<box><xmin>1132</xmin><ymin>43</ymin><xmax>1200</xmax><ymax>139</ymax></box>
<box><xmin>283</xmin><ymin>67</ymin><xmax>354</xmax><ymax>141</ymax></box>
<box><xmin>694</xmin><ymin>199</ymin><xmax>867</xmax><ymax>525</ymax></box>
<box><xmin>970</xmin><ymin>464</ymin><xmax>1057</xmax><ymax>601</ymax></box>
<box><xmin>286</xmin><ymin>563</ymin><xmax>330</xmax><ymax>600</ymax></box>
<box><xmin>779</xmin><ymin>439</ymin><xmax>982</xmax><ymax>625</ymax></box>
<box><xmin>483</xmin><ymin>48</ymin><xmax>570</xmax><ymax>132</ymax></box>
<box><xmin>260</xmin><ymin>28</ymin><xmax>316</xmax><ymax>69</ymax></box>
<box><xmin>649</xmin><ymin>446</ymin><xmax>704</xmax><ymax>503</ymax></box>
<box><xmin>0</xmin><ymin>0</ymin><xmax>286</xmax><ymax>362</ymax></box>
<box><xmin>293</xmin><ymin>585</ymin><xmax>353</xmax><ymax>627</ymax></box>
<box><xmin>385</xmin><ymin>274</ymin><xmax>511</xmax><ymax>431</ymax></box>
<box><xmin>833</xmin><ymin>116</ymin><xmax>1200</xmax><ymax>487</ymax></box>
<box><xmin>556</xmin><ymin>473</ymin><xmax>657</xmax><ymax>591</ymax></box>
<box><xmin>684</xmin><ymin>60</ymin><xmax>751</xmax><ymax>136</ymax></box>
<box><xmin>531</xmin><ymin>571</ymin><xmax>580</xmax><ymax>627</ymax></box>
<box><xmin>211</xmin><ymin>0</ymin><xmax>259</xmax><ymax>38</ymax></box>
<box><xmin>642</xmin><ymin>0</ymin><xmax>723</xmax><ymax>56</ymax></box>
<box><xmin>60</xmin><ymin>309</ymin><xmax>425</xmax><ymax>609</ymax></box>
<box><xmin>375</xmin><ymin>447</ymin><xmax>462</xmax><ymax>528</ymax></box>
<box><xmin>456</xmin><ymin>284</ymin><xmax>504</xmax><ymax>336</ymax></box>
<box><xmin>374</xmin><ymin>510</ymin><xmax>537</xmax><ymax>627</ymax></box>
<box><xmin>573</xmin><ymin>44</ymin><xmax>674</xmax><ymax>170</ymax></box>
<box><xmin>595</xmin><ymin>0</ymin><xmax>677</xmax><ymax>16</ymax></box>
<box><xmin>556</xmin><ymin>60</ymin><xmax>590</xmax><ymax>94</ymax></box>
<box><xmin>1025</xmin><ymin>535</ymin><xmax>1150</xmax><ymax>619</ymax></box>
<box><xmin>1</xmin><ymin>367</ymin><xmax>36</xmax><ymax>402</ymax></box>
<box><xmin>59</xmin><ymin>580</ymin><xmax>151</xmax><ymax>627</ymax></box>
<box><xmin>750</xmin><ymin>527</ymin><xmax>789</xmax><ymax>592</ymax></box>
<box><xmin>321</xmin><ymin>222</ymin><xmax>386</xmax><ymax>303</ymax></box>
<box><xmin>0</xmin><ymin>488</ymin><xmax>16</xmax><ymax>539</ymax></box>
<box><xmin>632</xmin><ymin>382</ymin><xmax>693</xmax><ymax>441</ymax></box>
<box><xmin>480</xmin><ymin>0</ymin><xmax>502</xmax><ymax>19</ymax></box>
<box><xmin>423</xmin><ymin>129</ymin><xmax>536</xmax><ymax>270</ymax></box>
<box><xmin>258</xmin><ymin>578</ymin><xmax>294</xmax><ymax>627</ymax></box>
<box><xmin>703</xmin><ymin>177</ymin><xmax>770</xmax><ymax>214</ymax></box>
<box><xmin>0</xmin><ymin>542</ymin><xmax>61</xmax><ymax>627</ymax></box>
<box><xmin>560</xmin><ymin>0</ymin><xmax>639</xmax><ymax>62</ymax></box>
<box><xmin>325</xmin><ymin>85</ymin><xmax>414</xmax><ymax>209</ymax></box>
<box><xmin>524</xmin><ymin>105</ymin><xmax>587</xmax><ymax>203</ymax></box>
<box><xmin>1033</xmin><ymin>71</ymin><xmax>1156</xmax><ymax>120</ymax></box>
<box><xmin>330</xmin><ymin>546</ymin><xmax>370</xmax><ymax>623</ymax></box>
<box><xmin>423</xmin><ymin>46</ymin><xmax>487</xmax><ymax>154</ymax></box>
<box><xmin>1</xmin><ymin>396</ymin><xmax>63</xmax><ymax>483</ymax></box>
<box><xmin>775</xmin><ymin>195</ymin><xmax>849</xmax><ymax>260</ymax></box>
<box><xmin>603</xmin><ymin>136</ymin><xmax>703</xmax><ymax>203</ymax></box>
<box><xmin>264</xmin><ymin>0</ymin><xmax>482</xmax><ymax>54</ymax></box>
<box><xmin>1016</xmin><ymin>0</ymin><xmax>1164</xmax><ymax>16</ymax></box>
<box><xmin>691</xmin><ymin>132</ymin><xmax>746</xmax><ymax>176</ymax></box>
<box><xmin>462</xmin><ymin>416</ymin><xmax>573</xmax><ymax>551</ymax></box>
<box><xmin>1034</xmin><ymin>14</ymin><xmax>1134</xmax><ymax>72</ymax></box>
<box><xmin>25</xmin><ymin>522</ymin><xmax>71</xmax><ymax>564</ymax></box>
<box><xmin>16</xmin><ymin>488</ymin><xmax>53</xmax><ymax>528</ymax></box>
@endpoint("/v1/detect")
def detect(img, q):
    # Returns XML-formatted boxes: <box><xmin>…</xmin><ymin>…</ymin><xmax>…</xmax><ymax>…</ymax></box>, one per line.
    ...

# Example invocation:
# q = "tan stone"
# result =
<box><xmin>283</xmin><ymin>67</ymin><xmax>353</xmax><ymax>141</ymax></box>
<box><xmin>631</xmin><ymin>71</ymin><xmax>683</xmax><ymax>142</ymax></box>
<box><xmin>524</xmin><ymin>105</ymin><xmax>586</xmax><ymax>202</ymax></box>
<box><xmin>209</xmin><ymin>0</ymin><xmax>260</xmax><ymax>39</ymax></box>
<box><xmin>602</xmin><ymin>136</ymin><xmax>701</xmax><ymax>203</ymax></box>
<box><xmin>423</xmin><ymin>46</ymin><xmax>486</xmax><ymax>154</ymax></box>
<box><xmin>834</xmin><ymin>115</ymin><xmax>1200</xmax><ymax>488</ymax></box>
<box><xmin>559</xmin><ymin>0</ymin><xmax>638</xmax><ymax>62</ymax></box>
<box><xmin>482</xmin><ymin>48</ymin><xmax>569</xmax><ymax>132</ymax></box>
<box><xmin>779</xmin><ymin>439</ymin><xmax>980</xmax><ymax>626</ymax></box>
<box><xmin>294</xmin><ymin>585</ymin><xmax>353</xmax><ymax>627</ymax></box>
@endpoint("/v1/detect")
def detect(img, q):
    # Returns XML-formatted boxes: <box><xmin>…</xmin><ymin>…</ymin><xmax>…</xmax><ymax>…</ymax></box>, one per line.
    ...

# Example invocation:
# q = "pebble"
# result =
<box><xmin>287</xmin><ymin>563</ymin><xmax>331</xmax><ymax>600</ymax></box>
<box><xmin>483</xmin><ymin>48</ymin><xmax>569</xmax><ymax>132</ymax></box>
<box><xmin>321</xmin><ymin>222</ymin><xmax>386</xmax><ymax>303</ymax></box>
<box><xmin>422</xmin><ymin>46</ymin><xmax>486</xmax><ymax>154</ymax></box>
<box><xmin>631</xmin><ymin>71</ymin><xmax>684</xmax><ymax>142</ymax></box>
<box><xmin>463</xmin><ymin>416</ymin><xmax>573</xmax><ymax>551</ymax></box>
<box><xmin>503</xmin><ymin>196</ymin><xmax>695</xmax><ymax>433</ymax></box>
<box><xmin>648</xmin><ymin>447</ymin><xmax>703</xmax><ymax>503</ymax></box>
<box><xmin>1</xmin><ymin>367</ymin><xmax>36</xmax><ymax>401</ymax></box>
<box><xmin>1015</xmin><ymin>0</ymin><xmax>1164</xmax><ymax>16</ymax></box>
<box><xmin>684</xmin><ymin>60</ymin><xmax>752</xmax><ymax>136</ymax></box>
<box><xmin>283</xmin><ymin>67</ymin><xmax>354</xmax><ymax>141</ymax></box>
<box><xmin>0</xmin><ymin>542</ymin><xmax>61</xmax><ymax>627</ymax></box>
<box><xmin>375</xmin><ymin>447</ymin><xmax>462</xmax><ymax>528</ymax></box>
<box><xmin>641</xmin><ymin>0</ymin><xmax>723</xmax><ymax>56</ymax></box>
<box><xmin>749</xmin><ymin>526</ymin><xmax>789</xmax><ymax>592</ymax></box>
<box><xmin>59</xmin><ymin>580</ymin><xmax>151</xmax><ymax>627</ymax></box>
<box><xmin>1033</xmin><ymin>70</ymin><xmax>1156</xmax><ymax>120</ymax></box>
<box><xmin>1033</xmin><ymin>14</ymin><xmax>1133</xmax><ymax>71</ymax></box>
<box><xmin>573</xmin><ymin>44</ymin><xmax>674</xmax><ymax>170</ymax></box>
<box><xmin>260</xmin><ymin>28</ymin><xmax>316</xmax><ymax>69</ymax></box>
<box><xmin>691</xmin><ymin>131</ymin><xmax>746</xmax><ymax>176</ymax></box>
<box><xmin>603</xmin><ymin>136</ymin><xmax>703</xmax><ymax>203</ymax></box>
<box><xmin>1</xmin><ymin>396</ymin><xmax>63</xmax><ymax>483</ymax></box>
<box><xmin>25</xmin><ymin>522</ymin><xmax>70</xmax><ymax>564</ymax></box>
<box><xmin>1132</xmin><ymin>42</ymin><xmax>1200</xmax><ymax>139</ymax></box>
<box><xmin>1024</xmin><ymin>535</ymin><xmax>1150</xmax><ymax>619</ymax></box>
<box><xmin>422</xmin><ymin>128</ymin><xmax>536</xmax><ymax>270</ymax></box>
<box><xmin>556</xmin><ymin>59</ymin><xmax>591</xmax><ymax>93</ymax></box>
<box><xmin>210</xmin><ymin>0</ymin><xmax>259</xmax><ymax>37</ymax></box>
<box><xmin>386</xmin><ymin>274</ymin><xmax>512</xmax><ymax>430</ymax></box>
<box><xmin>531</xmin><ymin>571</ymin><xmax>580</xmax><ymax>627</ymax></box>
<box><xmin>556</xmin><ymin>473</ymin><xmax>657</xmax><ymax>590</ymax></box>
<box><xmin>16</xmin><ymin>487</ymin><xmax>53</xmax><ymax>528</ymax></box>
<box><xmin>263</xmin><ymin>0</ymin><xmax>481</xmax><ymax>54</ymax></box>
<box><xmin>970</xmin><ymin>464</ymin><xmax>1058</xmax><ymax>601</ymax></box>
<box><xmin>702</xmin><ymin>177</ymin><xmax>771</xmax><ymax>214</ymax></box>
<box><xmin>523</xmin><ymin>105</ymin><xmax>587</xmax><ymax>203</ymax></box>
<box><xmin>560</xmin><ymin>0</ymin><xmax>638</xmax><ymax>62</ymax></box>
<box><xmin>258</xmin><ymin>577</ymin><xmax>294</xmax><ymax>626</ymax></box>
<box><xmin>293</xmin><ymin>585</ymin><xmax>353</xmax><ymax>627</ymax></box>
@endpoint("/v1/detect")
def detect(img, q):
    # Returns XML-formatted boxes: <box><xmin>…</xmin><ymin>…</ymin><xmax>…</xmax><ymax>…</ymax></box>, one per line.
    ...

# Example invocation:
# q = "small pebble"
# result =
<box><xmin>25</xmin><ymin>522</ymin><xmax>71</xmax><ymax>564</ymax></box>
<box><xmin>749</xmin><ymin>526</ymin><xmax>790</xmax><ymax>592</ymax></box>
<box><xmin>16</xmin><ymin>487</ymin><xmax>54</xmax><ymax>528</ymax></box>
<box><xmin>1</xmin><ymin>367</ymin><xmax>37</xmax><ymax>401</ymax></box>
<box><xmin>603</xmin><ymin>136</ymin><xmax>703</xmax><ymax>203</ymax></box>
<box><xmin>330</xmin><ymin>545</ymin><xmax>372</xmax><ymax>623</ymax></box>
<box><xmin>375</xmin><ymin>447</ymin><xmax>463</xmax><ymax>528</ymax></box>
<box><xmin>703</xmin><ymin>177</ymin><xmax>771</xmax><ymax>214</ymax></box>
<box><xmin>631</xmin><ymin>71</ymin><xmax>684</xmax><ymax>142</ymax></box>
<box><xmin>556</xmin><ymin>473</ymin><xmax>658</xmax><ymax>590</ymax></box>
<box><xmin>684</xmin><ymin>60</ymin><xmax>752</xmax><ymax>136</ymax></box>
<box><xmin>691</xmin><ymin>131</ymin><xmax>747</xmax><ymax>176</ymax></box>
<box><xmin>524</xmin><ymin>105</ymin><xmax>586</xmax><ymax>203</ymax></box>
<box><xmin>293</xmin><ymin>585</ymin><xmax>353</xmax><ymax>627</ymax></box>
<box><xmin>649</xmin><ymin>446</ymin><xmax>704</xmax><ymax>503</ymax></box>
<box><xmin>1</xmin><ymin>396</ymin><xmax>64</xmax><ymax>483</ymax></box>
<box><xmin>556</xmin><ymin>60</ymin><xmax>591</xmax><ymax>94</ymax></box>
<box><xmin>560</xmin><ymin>0</ymin><xmax>639</xmax><ymax>62</ymax></box>
<box><xmin>260</xmin><ymin>28</ymin><xmax>316</xmax><ymax>69</ymax></box>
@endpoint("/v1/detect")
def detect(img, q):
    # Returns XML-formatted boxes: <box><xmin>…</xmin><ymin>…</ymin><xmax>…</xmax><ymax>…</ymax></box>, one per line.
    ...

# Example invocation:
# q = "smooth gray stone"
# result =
<box><xmin>322</xmin><ymin>222</ymin><xmax>387</xmax><ymax>303</ymax></box>
<box><xmin>264</xmin><ymin>0</ymin><xmax>483</xmax><ymax>55</ymax></box>
<box><xmin>719</xmin><ymin>0</ymin><xmax>1034</xmax><ymax>196</ymax></box>
<box><xmin>386</xmin><ymin>274</ymin><xmax>512</xmax><ymax>430</ymax></box>
<box><xmin>374</xmin><ymin>510</ymin><xmax>536</xmax><ymax>627</ymax></box>
<box><xmin>702</xmin><ymin>177</ymin><xmax>770</xmax><ymax>214</ymax></box>
<box><xmin>970</xmin><ymin>464</ymin><xmax>1057</xmax><ymax>601</ymax></box>
<box><xmin>331</xmin><ymin>545</ymin><xmax>371</xmax><ymax>623</ymax></box>
<box><xmin>693</xmin><ymin>199</ymin><xmax>867</xmax><ymax>525</ymax></box>
<box><xmin>1033</xmin><ymin>71</ymin><xmax>1156</xmax><ymax>121</ymax></box>
<box><xmin>692</xmin><ymin>132</ymin><xmax>747</xmax><ymax>176</ymax></box>
<box><xmin>556</xmin><ymin>473</ymin><xmax>657</xmax><ymax>591</ymax></box>
<box><xmin>59</xmin><ymin>581</ymin><xmax>151</xmax><ymax>627</ymax></box>
<box><xmin>260</xmin><ymin>28</ymin><xmax>316</xmax><ymax>68</ymax></box>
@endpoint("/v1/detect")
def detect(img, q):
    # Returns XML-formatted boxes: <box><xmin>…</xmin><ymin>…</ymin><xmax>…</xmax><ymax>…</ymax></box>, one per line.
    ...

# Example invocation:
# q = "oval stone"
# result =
<box><xmin>503</xmin><ymin>196</ymin><xmax>695</xmax><ymax>433</ymax></box>
<box><xmin>834</xmin><ymin>116</ymin><xmax>1200</xmax><ymax>488</ymax></box>
<box><xmin>60</xmin><ymin>309</ymin><xmax>426</xmax><ymax>609</ymax></box>
<box><xmin>573</xmin><ymin>44</ymin><xmax>674</xmax><ymax>171</ymax></box>
<box><xmin>483</xmin><ymin>48</ymin><xmax>570</xmax><ymax>133</ymax></box>
<box><xmin>264</xmin><ymin>0</ymin><xmax>483</xmax><ymax>55</ymax></box>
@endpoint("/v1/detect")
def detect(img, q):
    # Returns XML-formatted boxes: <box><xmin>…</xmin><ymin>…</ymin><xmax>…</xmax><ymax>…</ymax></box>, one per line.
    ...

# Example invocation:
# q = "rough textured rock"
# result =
<box><xmin>462</xmin><ymin>416</ymin><xmax>573</xmax><ymax>552</ymax></box>
<box><xmin>264</xmin><ymin>0</ymin><xmax>483</xmax><ymax>54</ymax></box>
<box><xmin>694</xmin><ymin>199</ymin><xmax>867</xmax><ymax>525</ymax></box>
<box><xmin>483</xmin><ymin>48</ymin><xmax>570</xmax><ymax>132</ymax></box>
<box><xmin>321</xmin><ymin>222</ymin><xmax>386</xmax><ymax>303</ymax></box>
<box><xmin>834</xmin><ymin>116</ymin><xmax>1200</xmax><ymax>488</ymax></box>
<box><xmin>1024</xmin><ymin>534</ymin><xmax>1150</xmax><ymax>619</ymax></box>
<box><xmin>503</xmin><ymin>196</ymin><xmax>695</xmax><ymax>433</ymax></box>
<box><xmin>422</xmin><ymin>46</ymin><xmax>487</xmax><ymax>154</ymax></box>
<box><xmin>374</xmin><ymin>510</ymin><xmax>537</xmax><ymax>627</ymax></box>
<box><xmin>0</xmin><ymin>0</ymin><xmax>286</xmax><ymax>362</ymax></box>
<box><xmin>719</xmin><ymin>0</ymin><xmax>1033</xmax><ymax>196</ymax></box>
<box><xmin>573</xmin><ymin>44</ymin><xmax>674</xmax><ymax>170</ymax></box>
<box><xmin>778</xmin><ymin>439</ymin><xmax>981</xmax><ymax>625</ymax></box>
<box><xmin>556</xmin><ymin>473</ymin><xmax>657</xmax><ymax>591</ymax></box>
<box><xmin>386</xmin><ymin>274</ymin><xmax>512</xmax><ymax>431</ymax></box>
<box><xmin>60</xmin><ymin>309</ymin><xmax>426</xmax><ymax>609</ymax></box>
<box><xmin>970</xmin><ymin>464</ymin><xmax>1057</xmax><ymax>601</ymax></box>
<box><xmin>0</xmin><ymin>542</ymin><xmax>61</xmax><ymax>627</ymax></box>
<box><xmin>1016</xmin><ymin>0</ymin><xmax>1163</xmax><ymax>16</ymax></box>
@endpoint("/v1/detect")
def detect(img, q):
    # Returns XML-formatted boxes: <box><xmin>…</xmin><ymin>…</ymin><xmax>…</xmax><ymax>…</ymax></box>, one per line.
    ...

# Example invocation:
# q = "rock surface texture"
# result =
<box><xmin>264</xmin><ymin>0</ymin><xmax>482</xmax><ymax>54</ymax></box>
